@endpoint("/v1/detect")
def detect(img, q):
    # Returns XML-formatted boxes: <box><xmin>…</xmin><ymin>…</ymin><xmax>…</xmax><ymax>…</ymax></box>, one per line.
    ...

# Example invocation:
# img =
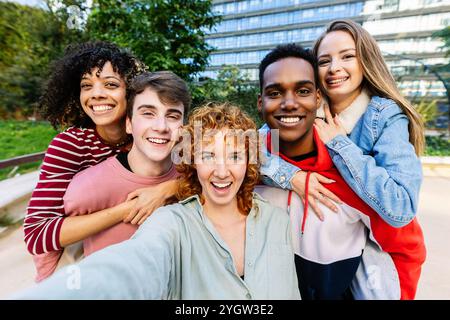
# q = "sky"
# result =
<box><xmin>13</xmin><ymin>0</ymin><xmax>41</xmax><ymax>6</ymax></box>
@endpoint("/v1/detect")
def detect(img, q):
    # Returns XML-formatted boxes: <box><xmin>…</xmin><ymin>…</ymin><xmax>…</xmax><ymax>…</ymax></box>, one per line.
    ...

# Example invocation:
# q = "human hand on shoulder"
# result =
<box><xmin>123</xmin><ymin>179</ymin><xmax>178</xmax><ymax>225</ymax></box>
<box><xmin>291</xmin><ymin>171</ymin><xmax>342</xmax><ymax>221</ymax></box>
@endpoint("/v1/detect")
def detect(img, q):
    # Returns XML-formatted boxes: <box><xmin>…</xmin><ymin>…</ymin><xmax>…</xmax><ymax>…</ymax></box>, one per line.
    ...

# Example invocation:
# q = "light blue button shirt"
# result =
<box><xmin>14</xmin><ymin>193</ymin><xmax>300</xmax><ymax>300</ymax></box>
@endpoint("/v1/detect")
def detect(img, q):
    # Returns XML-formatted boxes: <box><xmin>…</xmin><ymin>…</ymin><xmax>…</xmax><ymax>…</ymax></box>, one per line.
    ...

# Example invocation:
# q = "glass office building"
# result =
<box><xmin>202</xmin><ymin>0</ymin><xmax>450</xmax><ymax>128</ymax></box>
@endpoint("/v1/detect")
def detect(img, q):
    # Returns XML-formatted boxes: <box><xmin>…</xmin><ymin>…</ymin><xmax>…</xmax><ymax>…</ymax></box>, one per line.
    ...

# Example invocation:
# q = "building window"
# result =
<box><xmin>424</xmin><ymin>0</ymin><xmax>443</xmax><ymax>5</ymax></box>
<box><xmin>225</xmin><ymin>2</ymin><xmax>236</xmax><ymax>14</ymax></box>
<box><xmin>207</xmin><ymin>25</ymin><xmax>326</xmax><ymax>50</ymax></box>
<box><xmin>211</xmin><ymin>2</ymin><xmax>364</xmax><ymax>34</ymax></box>
<box><xmin>383</xmin><ymin>0</ymin><xmax>399</xmax><ymax>11</ymax></box>
<box><xmin>363</xmin><ymin>13</ymin><xmax>450</xmax><ymax>35</ymax></box>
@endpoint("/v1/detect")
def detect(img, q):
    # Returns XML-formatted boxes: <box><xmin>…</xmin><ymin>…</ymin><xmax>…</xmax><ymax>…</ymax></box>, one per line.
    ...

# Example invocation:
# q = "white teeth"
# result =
<box><xmin>280</xmin><ymin>117</ymin><xmax>300</xmax><ymax>123</ymax></box>
<box><xmin>148</xmin><ymin>138</ymin><xmax>169</xmax><ymax>144</ymax></box>
<box><xmin>212</xmin><ymin>182</ymin><xmax>232</xmax><ymax>188</ymax></box>
<box><xmin>328</xmin><ymin>78</ymin><xmax>347</xmax><ymax>84</ymax></box>
<box><xmin>92</xmin><ymin>105</ymin><xmax>113</xmax><ymax>112</ymax></box>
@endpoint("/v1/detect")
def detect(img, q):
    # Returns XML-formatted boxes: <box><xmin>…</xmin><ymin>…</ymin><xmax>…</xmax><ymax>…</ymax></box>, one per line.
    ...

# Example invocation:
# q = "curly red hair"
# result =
<box><xmin>174</xmin><ymin>102</ymin><xmax>260</xmax><ymax>215</ymax></box>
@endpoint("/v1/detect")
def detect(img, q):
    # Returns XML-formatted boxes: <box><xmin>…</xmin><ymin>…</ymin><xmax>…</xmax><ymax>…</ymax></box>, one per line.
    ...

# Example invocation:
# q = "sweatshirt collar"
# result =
<box><xmin>266</xmin><ymin>127</ymin><xmax>334</xmax><ymax>172</ymax></box>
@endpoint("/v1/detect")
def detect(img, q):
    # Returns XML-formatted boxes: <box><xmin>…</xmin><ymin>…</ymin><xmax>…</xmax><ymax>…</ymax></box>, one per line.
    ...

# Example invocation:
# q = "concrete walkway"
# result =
<box><xmin>0</xmin><ymin>167</ymin><xmax>449</xmax><ymax>299</ymax></box>
<box><xmin>0</xmin><ymin>171</ymin><xmax>39</xmax><ymax>298</ymax></box>
<box><xmin>415</xmin><ymin>174</ymin><xmax>450</xmax><ymax>299</ymax></box>
<box><xmin>0</xmin><ymin>226</ymin><xmax>35</xmax><ymax>298</ymax></box>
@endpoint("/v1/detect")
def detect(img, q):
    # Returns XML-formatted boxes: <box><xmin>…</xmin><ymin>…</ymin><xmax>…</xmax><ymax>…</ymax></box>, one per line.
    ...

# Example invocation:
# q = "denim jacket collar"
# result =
<box><xmin>337</xmin><ymin>88</ymin><xmax>371</xmax><ymax>134</ymax></box>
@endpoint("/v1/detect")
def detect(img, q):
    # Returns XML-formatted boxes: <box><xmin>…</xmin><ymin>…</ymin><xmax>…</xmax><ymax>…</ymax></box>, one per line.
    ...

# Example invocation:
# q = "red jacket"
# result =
<box><xmin>267</xmin><ymin>128</ymin><xmax>426</xmax><ymax>299</ymax></box>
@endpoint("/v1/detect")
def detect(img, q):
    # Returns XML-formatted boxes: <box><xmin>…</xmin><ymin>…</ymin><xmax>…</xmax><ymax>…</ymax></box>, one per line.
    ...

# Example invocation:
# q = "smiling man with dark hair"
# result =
<box><xmin>255</xmin><ymin>43</ymin><xmax>425</xmax><ymax>300</ymax></box>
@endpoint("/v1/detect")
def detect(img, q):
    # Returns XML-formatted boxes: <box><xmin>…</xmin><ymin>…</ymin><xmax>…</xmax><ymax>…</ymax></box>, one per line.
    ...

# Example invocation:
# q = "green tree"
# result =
<box><xmin>415</xmin><ymin>99</ymin><xmax>441</xmax><ymax>126</ymax></box>
<box><xmin>195</xmin><ymin>65</ymin><xmax>261</xmax><ymax>126</ymax></box>
<box><xmin>433</xmin><ymin>26</ymin><xmax>450</xmax><ymax>59</ymax></box>
<box><xmin>432</xmin><ymin>26</ymin><xmax>450</xmax><ymax>131</ymax></box>
<box><xmin>0</xmin><ymin>1</ymin><xmax>85</xmax><ymax>118</ymax></box>
<box><xmin>85</xmin><ymin>0</ymin><xmax>221</xmax><ymax>80</ymax></box>
<box><xmin>431</xmin><ymin>26</ymin><xmax>449</xmax><ymax>87</ymax></box>
<box><xmin>0</xmin><ymin>0</ymin><xmax>220</xmax><ymax>118</ymax></box>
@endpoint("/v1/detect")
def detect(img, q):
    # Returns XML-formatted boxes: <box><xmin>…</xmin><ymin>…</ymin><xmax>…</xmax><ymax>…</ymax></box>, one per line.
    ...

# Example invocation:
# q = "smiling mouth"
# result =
<box><xmin>326</xmin><ymin>77</ymin><xmax>349</xmax><ymax>85</ymax></box>
<box><xmin>147</xmin><ymin>137</ymin><xmax>170</xmax><ymax>145</ymax></box>
<box><xmin>274</xmin><ymin>115</ymin><xmax>305</xmax><ymax>124</ymax></box>
<box><xmin>211</xmin><ymin>182</ymin><xmax>232</xmax><ymax>190</ymax></box>
<box><xmin>90</xmin><ymin>104</ymin><xmax>115</xmax><ymax>113</ymax></box>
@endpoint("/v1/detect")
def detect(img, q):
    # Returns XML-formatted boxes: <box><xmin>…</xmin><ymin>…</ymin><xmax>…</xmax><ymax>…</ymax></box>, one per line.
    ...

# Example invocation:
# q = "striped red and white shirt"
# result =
<box><xmin>24</xmin><ymin>127</ymin><xmax>124</xmax><ymax>255</ymax></box>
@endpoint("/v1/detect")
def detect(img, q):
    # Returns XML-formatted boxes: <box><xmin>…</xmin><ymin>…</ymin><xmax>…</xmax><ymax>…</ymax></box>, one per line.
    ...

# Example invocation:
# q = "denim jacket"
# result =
<box><xmin>259</xmin><ymin>96</ymin><xmax>422</xmax><ymax>228</ymax></box>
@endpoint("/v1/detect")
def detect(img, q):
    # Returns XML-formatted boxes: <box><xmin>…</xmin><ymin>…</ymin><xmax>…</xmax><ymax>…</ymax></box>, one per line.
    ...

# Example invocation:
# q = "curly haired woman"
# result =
<box><xmin>24</xmin><ymin>41</ymin><xmax>175</xmax><ymax>282</ymax></box>
<box><xmin>16</xmin><ymin>103</ymin><xmax>300</xmax><ymax>300</ymax></box>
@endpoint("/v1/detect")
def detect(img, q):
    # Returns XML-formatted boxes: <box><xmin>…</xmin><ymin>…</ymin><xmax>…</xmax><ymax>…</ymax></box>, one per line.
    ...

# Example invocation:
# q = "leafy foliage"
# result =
<box><xmin>194</xmin><ymin>65</ymin><xmax>262</xmax><ymax>126</ymax></box>
<box><xmin>0</xmin><ymin>0</ymin><xmax>220</xmax><ymax>118</ymax></box>
<box><xmin>425</xmin><ymin>135</ymin><xmax>450</xmax><ymax>156</ymax></box>
<box><xmin>0</xmin><ymin>1</ymin><xmax>85</xmax><ymax>118</ymax></box>
<box><xmin>433</xmin><ymin>26</ymin><xmax>450</xmax><ymax>59</ymax></box>
<box><xmin>85</xmin><ymin>0</ymin><xmax>221</xmax><ymax>81</ymax></box>
<box><xmin>415</xmin><ymin>99</ymin><xmax>441</xmax><ymax>125</ymax></box>
<box><xmin>432</xmin><ymin>26</ymin><xmax>450</xmax><ymax>89</ymax></box>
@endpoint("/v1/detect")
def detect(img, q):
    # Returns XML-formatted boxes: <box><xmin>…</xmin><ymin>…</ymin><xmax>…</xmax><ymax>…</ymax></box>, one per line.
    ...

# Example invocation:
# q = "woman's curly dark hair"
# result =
<box><xmin>39</xmin><ymin>41</ymin><xmax>147</xmax><ymax>129</ymax></box>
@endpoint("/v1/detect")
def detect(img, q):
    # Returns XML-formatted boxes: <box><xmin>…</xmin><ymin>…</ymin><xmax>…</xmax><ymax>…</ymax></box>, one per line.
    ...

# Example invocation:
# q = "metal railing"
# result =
<box><xmin>0</xmin><ymin>152</ymin><xmax>45</xmax><ymax>171</ymax></box>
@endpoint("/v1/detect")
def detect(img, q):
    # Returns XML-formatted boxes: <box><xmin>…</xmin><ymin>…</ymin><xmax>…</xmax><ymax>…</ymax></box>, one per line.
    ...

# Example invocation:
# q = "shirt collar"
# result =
<box><xmin>249</xmin><ymin>192</ymin><xmax>266</xmax><ymax>217</ymax></box>
<box><xmin>336</xmin><ymin>88</ymin><xmax>371</xmax><ymax>134</ymax></box>
<box><xmin>179</xmin><ymin>194</ymin><xmax>202</xmax><ymax>205</ymax></box>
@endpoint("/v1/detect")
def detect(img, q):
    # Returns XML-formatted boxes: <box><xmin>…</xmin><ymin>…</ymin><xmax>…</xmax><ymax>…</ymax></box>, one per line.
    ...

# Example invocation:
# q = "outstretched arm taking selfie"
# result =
<box><xmin>15</xmin><ymin>208</ymin><xmax>178</xmax><ymax>300</ymax></box>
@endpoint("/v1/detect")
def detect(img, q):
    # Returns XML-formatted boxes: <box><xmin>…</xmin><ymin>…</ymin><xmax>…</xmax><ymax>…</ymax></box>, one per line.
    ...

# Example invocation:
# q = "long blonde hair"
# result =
<box><xmin>313</xmin><ymin>19</ymin><xmax>424</xmax><ymax>155</ymax></box>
